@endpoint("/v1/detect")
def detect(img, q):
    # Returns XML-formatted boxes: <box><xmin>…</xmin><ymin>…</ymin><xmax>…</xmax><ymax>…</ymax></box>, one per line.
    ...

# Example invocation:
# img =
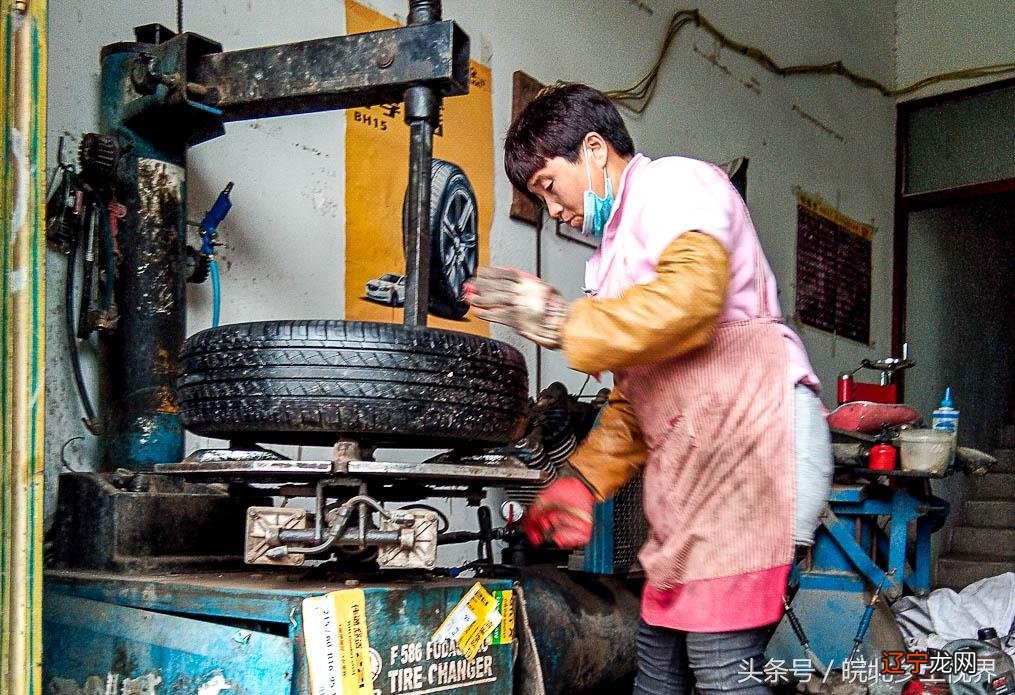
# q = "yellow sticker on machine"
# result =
<box><xmin>302</xmin><ymin>589</ymin><xmax>374</xmax><ymax>695</ymax></box>
<box><xmin>431</xmin><ymin>582</ymin><xmax>502</xmax><ymax>660</ymax></box>
<box><xmin>491</xmin><ymin>590</ymin><xmax>514</xmax><ymax>645</ymax></box>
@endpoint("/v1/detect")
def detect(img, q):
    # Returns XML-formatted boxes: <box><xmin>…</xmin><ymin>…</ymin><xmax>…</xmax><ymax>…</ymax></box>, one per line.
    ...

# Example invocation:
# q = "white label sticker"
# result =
<box><xmin>431</xmin><ymin>604</ymin><xmax>476</xmax><ymax>644</ymax></box>
<box><xmin>430</xmin><ymin>582</ymin><xmax>502</xmax><ymax>660</ymax></box>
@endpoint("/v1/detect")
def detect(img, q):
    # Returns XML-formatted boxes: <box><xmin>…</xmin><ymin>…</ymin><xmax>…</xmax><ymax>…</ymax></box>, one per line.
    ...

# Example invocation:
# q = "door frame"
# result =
<box><xmin>891</xmin><ymin>77</ymin><xmax>1015</xmax><ymax>396</ymax></box>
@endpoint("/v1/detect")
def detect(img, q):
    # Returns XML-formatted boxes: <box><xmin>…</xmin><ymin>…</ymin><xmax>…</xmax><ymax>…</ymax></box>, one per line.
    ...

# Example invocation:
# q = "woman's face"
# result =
<box><xmin>525</xmin><ymin>136</ymin><xmax>608</xmax><ymax>230</ymax></box>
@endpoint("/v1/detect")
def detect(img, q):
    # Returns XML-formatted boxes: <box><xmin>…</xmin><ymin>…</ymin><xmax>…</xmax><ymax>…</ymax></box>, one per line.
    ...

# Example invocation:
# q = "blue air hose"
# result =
<box><xmin>210</xmin><ymin>257</ymin><xmax>221</xmax><ymax>328</ymax></box>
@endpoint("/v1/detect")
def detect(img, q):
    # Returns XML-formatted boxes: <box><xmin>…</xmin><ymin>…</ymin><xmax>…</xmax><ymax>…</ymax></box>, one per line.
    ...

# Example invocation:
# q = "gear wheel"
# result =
<box><xmin>185</xmin><ymin>245</ymin><xmax>210</xmax><ymax>284</ymax></box>
<box><xmin>78</xmin><ymin>133</ymin><xmax>120</xmax><ymax>185</ymax></box>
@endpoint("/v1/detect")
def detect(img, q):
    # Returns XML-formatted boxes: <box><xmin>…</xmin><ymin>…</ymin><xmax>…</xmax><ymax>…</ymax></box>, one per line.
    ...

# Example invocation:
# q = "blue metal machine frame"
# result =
<box><xmin>768</xmin><ymin>480</ymin><xmax>949</xmax><ymax>667</ymax></box>
<box><xmin>580</xmin><ymin>478</ymin><xmax>646</xmax><ymax>575</ymax></box>
<box><xmin>44</xmin><ymin>571</ymin><xmax>515</xmax><ymax>694</ymax></box>
<box><xmin>810</xmin><ymin>483</ymin><xmax>943</xmax><ymax>596</ymax></box>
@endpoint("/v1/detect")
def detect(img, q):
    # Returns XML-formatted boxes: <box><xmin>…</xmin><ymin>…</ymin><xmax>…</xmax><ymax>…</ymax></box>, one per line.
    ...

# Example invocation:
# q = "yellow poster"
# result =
<box><xmin>302</xmin><ymin>589</ymin><xmax>374</xmax><ymax>695</ymax></box>
<box><xmin>344</xmin><ymin>0</ymin><xmax>492</xmax><ymax>336</ymax></box>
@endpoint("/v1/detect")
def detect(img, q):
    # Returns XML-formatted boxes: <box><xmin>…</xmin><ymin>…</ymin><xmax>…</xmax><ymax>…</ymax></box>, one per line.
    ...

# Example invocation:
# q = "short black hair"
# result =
<box><xmin>504</xmin><ymin>83</ymin><xmax>634</xmax><ymax>192</ymax></box>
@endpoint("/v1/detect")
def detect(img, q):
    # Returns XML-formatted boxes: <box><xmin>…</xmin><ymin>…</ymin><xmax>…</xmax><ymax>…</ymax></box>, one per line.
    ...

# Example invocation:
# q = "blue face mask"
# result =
<box><xmin>581</xmin><ymin>144</ymin><xmax>614</xmax><ymax>238</ymax></box>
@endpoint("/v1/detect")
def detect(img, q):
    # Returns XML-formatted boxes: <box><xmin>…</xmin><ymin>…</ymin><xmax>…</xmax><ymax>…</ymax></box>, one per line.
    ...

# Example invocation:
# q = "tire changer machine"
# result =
<box><xmin>42</xmin><ymin>4</ymin><xmax>641</xmax><ymax>693</ymax></box>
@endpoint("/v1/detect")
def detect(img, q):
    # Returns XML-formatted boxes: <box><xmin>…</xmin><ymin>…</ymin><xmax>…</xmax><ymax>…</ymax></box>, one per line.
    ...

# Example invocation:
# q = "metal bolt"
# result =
<box><xmin>376</xmin><ymin>45</ymin><xmax>395</xmax><ymax>69</ymax></box>
<box><xmin>130</xmin><ymin>55</ymin><xmax>162</xmax><ymax>95</ymax></box>
<box><xmin>183</xmin><ymin>81</ymin><xmax>208</xmax><ymax>98</ymax></box>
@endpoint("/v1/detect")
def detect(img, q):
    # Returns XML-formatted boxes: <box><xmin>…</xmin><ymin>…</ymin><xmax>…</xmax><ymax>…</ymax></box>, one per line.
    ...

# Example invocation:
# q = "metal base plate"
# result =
<box><xmin>156</xmin><ymin>450</ymin><xmax>547</xmax><ymax>486</ymax></box>
<box><xmin>245</xmin><ymin>507</ymin><xmax>308</xmax><ymax>566</ymax></box>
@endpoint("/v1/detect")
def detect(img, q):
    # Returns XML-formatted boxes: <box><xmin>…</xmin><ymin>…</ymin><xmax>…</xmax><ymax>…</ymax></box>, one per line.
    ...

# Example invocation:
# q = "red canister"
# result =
<box><xmin>837</xmin><ymin>373</ymin><xmax>854</xmax><ymax>405</ymax></box>
<box><xmin>869</xmin><ymin>443</ymin><xmax>897</xmax><ymax>471</ymax></box>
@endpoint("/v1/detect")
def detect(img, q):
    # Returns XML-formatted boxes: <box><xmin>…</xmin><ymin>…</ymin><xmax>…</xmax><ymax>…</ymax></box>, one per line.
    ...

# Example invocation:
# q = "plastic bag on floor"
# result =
<box><xmin>892</xmin><ymin>572</ymin><xmax>1015</xmax><ymax>657</ymax></box>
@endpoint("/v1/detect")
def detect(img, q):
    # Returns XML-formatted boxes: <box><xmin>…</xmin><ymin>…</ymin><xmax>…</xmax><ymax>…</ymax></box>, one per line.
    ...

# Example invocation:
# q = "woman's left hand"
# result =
<box><xmin>466</xmin><ymin>266</ymin><xmax>569</xmax><ymax>350</ymax></box>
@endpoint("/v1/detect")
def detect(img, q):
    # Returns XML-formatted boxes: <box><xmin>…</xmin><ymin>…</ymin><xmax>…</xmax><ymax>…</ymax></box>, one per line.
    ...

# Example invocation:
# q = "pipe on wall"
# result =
<box><xmin>1</xmin><ymin>1</ymin><xmax>47</xmax><ymax>693</ymax></box>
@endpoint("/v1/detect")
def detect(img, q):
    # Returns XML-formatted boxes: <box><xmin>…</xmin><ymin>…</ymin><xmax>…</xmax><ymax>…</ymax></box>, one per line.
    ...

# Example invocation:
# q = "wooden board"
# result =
<box><xmin>509</xmin><ymin>71</ymin><xmax>544</xmax><ymax>226</ymax></box>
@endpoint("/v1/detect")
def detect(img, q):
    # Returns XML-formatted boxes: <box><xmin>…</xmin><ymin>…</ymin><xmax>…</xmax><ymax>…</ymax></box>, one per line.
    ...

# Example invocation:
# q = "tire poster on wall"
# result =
<box><xmin>344</xmin><ymin>0</ymin><xmax>493</xmax><ymax>336</ymax></box>
<box><xmin>793</xmin><ymin>188</ymin><xmax>873</xmax><ymax>345</ymax></box>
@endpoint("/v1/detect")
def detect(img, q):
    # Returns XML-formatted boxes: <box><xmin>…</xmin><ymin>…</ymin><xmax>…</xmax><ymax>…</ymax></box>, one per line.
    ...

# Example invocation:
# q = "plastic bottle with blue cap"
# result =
<box><xmin>932</xmin><ymin>386</ymin><xmax>960</xmax><ymax>471</ymax></box>
<box><xmin>932</xmin><ymin>386</ymin><xmax>960</xmax><ymax>439</ymax></box>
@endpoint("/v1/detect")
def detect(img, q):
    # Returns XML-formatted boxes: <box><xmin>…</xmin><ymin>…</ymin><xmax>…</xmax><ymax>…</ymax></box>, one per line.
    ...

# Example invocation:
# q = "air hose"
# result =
<box><xmin>198</xmin><ymin>182</ymin><xmax>234</xmax><ymax>328</ymax></box>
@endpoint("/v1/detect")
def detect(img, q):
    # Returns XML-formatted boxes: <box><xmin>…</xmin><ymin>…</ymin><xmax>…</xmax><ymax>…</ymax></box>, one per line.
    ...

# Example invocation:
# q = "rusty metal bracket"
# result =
<box><xmin>108</xmin><ymin>19</ymin><xmax>468</xmax><ymax>146</ymax></box>
<box><xmin>331</xmin><ymin>439</ymin><xmax>375</xmax><ymax>473</ymax></box>
<box><xmin>245</xmin><ymin>507</ymin><xmax>308</xmax><ymax>566</ymax></box>
<box><xmin>107</xmin><ymin>25</ymin><xmax>226</xmax><ymax>146</ymax></box>
<box><xmin>192</xmin><ymin>20</ymin><xmax>469</xmax><ymax>122</ymax></box>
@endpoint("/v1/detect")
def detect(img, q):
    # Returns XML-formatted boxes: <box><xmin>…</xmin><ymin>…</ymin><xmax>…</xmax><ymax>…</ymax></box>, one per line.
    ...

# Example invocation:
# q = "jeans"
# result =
<box><xmin>633</xmin><ymin>620</ymin><xmax>773</xmax><ymax>695</ymax></box>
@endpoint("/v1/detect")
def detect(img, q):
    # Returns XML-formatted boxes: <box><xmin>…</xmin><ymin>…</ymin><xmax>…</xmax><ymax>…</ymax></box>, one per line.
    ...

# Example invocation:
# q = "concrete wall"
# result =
<box><xmin>44</xmin><ymin>0</ymin><xmax>900</xmax><ymax>549</ymax></box>
<box><xmin>896</xmin><ymin>0</ymin><xmax>1015</xmax><ymax>98</ymax></box>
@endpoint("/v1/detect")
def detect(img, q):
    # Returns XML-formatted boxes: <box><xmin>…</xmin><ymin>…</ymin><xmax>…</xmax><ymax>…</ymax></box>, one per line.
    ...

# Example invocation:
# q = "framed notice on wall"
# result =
<box><xmin>794</xmin><ymin>189</ymin><xmax>873</xmax><ymax>344</ymax></box>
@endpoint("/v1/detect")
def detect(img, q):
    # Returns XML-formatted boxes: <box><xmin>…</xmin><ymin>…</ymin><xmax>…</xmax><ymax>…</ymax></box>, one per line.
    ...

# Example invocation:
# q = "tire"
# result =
<box><xmin>177</xmin><ymin>320</ymin><xmax>529</xmax><ymax>447</ymax></box>
<box><xmin>403</xmin><ymin>159</ymin><xmax>478</xmax><ymax>320</ymax></box>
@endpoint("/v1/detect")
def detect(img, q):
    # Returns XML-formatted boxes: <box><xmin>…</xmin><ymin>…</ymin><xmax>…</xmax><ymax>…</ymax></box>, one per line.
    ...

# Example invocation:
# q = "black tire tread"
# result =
<box><xmin>178</xmin><ymin>320</ymin><xmax>529</xmax><ymax>447</ymax></box>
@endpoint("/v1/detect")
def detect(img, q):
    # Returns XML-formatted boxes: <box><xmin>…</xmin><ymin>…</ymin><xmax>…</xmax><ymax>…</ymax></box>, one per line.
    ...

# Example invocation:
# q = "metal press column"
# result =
<box><xmin>97</xmin><ymin>32</ymin><xmax>189</xmax><ymax>469</ymax></box>
<box><xmin>402</xmin><ymin>0</ymin><xmax>442</xmax><ymax>328</ymax></box>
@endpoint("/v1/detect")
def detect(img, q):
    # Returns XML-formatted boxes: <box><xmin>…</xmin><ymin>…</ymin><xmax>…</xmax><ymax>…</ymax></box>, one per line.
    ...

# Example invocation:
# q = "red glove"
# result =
<box><xmin>522</xmin><ymin>477</ymin><xmax>595</xmax><ymax>549</ymax></box>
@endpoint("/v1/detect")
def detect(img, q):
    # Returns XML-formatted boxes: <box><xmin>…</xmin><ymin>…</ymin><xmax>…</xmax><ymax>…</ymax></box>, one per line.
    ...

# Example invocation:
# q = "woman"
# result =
<box><xmin>468</xmin><ymin>83</ymin><xmax>832</xmax><ymax>695</ymax></box>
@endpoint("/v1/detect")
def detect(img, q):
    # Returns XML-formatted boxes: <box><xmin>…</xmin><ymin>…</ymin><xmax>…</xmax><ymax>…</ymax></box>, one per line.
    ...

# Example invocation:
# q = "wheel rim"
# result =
<box><xmin>439</xmin><ymin>186</ymin><xmax>478</xmax><ymax>299</ymax></box>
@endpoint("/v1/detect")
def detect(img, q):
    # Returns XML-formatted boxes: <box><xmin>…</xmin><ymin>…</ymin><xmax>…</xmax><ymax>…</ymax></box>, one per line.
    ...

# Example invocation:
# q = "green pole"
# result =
<box><xmin>1</xmin><ymin>1</ymin><xmax>47</xmax><ymax>692</ymax></box>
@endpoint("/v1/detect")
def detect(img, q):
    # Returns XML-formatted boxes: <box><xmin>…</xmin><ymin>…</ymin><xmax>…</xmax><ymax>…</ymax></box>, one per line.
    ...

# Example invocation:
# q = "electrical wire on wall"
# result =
<box><xmin>598</xmin><ymin>8</ymin><xmax>1015</xmax><ymax>113</ymax></box>
<box><xmin>46</xmin><ymin>137</ymin><xmax>103</xmax><ymax>434</ymax></box>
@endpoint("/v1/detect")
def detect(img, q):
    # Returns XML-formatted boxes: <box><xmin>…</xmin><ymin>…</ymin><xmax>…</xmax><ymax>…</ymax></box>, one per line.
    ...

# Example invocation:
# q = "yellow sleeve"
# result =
<box><xmin>560</xmin><ymin>231</ymin><xmax>729</xmax><ymax>374</ymax></box>
<box><xmin>569</xmin><ymin>388</ymin><xmax>647</xmax><ymax>500</ymax></box>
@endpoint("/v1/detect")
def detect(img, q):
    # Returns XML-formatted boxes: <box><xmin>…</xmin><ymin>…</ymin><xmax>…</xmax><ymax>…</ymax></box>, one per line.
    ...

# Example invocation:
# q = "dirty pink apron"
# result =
<box><xmin>616</xmin><ymin>259</ymin><xmax>796</xmax><ymax>589</ymax></box>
